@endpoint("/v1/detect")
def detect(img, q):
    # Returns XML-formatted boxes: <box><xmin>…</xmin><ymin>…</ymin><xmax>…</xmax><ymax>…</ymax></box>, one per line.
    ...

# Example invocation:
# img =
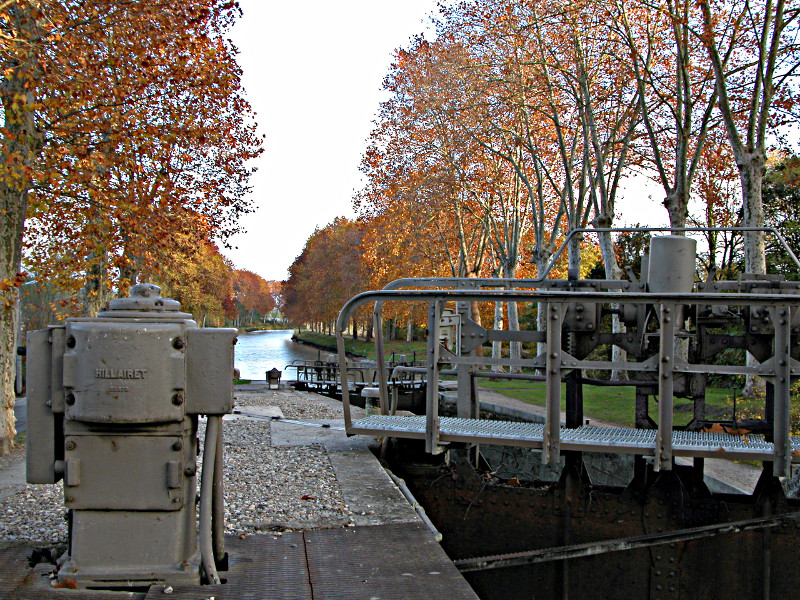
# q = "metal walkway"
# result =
<box><xmin>0</xmin><ymin>524</ymin><xmax>478</xmax><ymax>599</ymax></box>
<box><xmin>351</xmin><ymin>415</ymin><xmax>800</xmax><ymax>462</ymax></box>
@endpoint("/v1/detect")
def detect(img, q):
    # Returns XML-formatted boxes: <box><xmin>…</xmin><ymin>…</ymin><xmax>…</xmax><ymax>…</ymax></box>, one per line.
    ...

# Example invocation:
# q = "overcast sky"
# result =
<box><xmin>222</xmin><ymin>0</ymin><xmax>441</xmax><ymax>281</ymax></box>
<box><xmin>223</xmin><ymin>0</ymin><xmax>665</xmax><ymax>282</ymax></box>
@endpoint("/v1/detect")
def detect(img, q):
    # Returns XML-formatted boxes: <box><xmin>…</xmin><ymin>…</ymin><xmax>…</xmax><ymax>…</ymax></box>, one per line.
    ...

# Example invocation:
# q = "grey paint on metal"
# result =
<box><xmin>25</xmin><ymin>328</ymin><xmax>59</xmax><ymax>484</ymax></box>
<box><xmin>63</xmin><ymin>320</ymin><xmax>186</xmax><ymax>424</ymax></box>
<box><xmin>24</xmin><ymin>284</ymin><xmax>234</xmax><ymax>588</ymax></box>
<box><xmin>656</xmin><ymin>302</ymin><xmax>677</xmax><ymax>471</ymax></box>
<box><xmin>185</xmin><ymin>327</ymin><xmax>237</xmax><ymax>415</ymax></box>
<box><xmin>647</xmin><ymin>235</ymin><xmax>697</xmax><ymax>293</ymax></box>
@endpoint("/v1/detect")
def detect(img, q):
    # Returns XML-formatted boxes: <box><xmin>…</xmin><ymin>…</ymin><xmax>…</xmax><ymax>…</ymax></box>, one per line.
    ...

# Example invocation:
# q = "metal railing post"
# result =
<box><xmin>773</xmin><ymin>304</ymin><xmax>791</xmax><ymax>477</ymax></box>
<box><xmin>425</xmin><ymin>300</ymin><xmax>444</xmax><ymax>454</ymax></box>
<box><xmin>543</xmin><ymin>303</ymin><xmax>563</xmax><ymax>466</ymax></box>
<box><xmin>656</xmin><ymin>302</ymin><xmax>676</xmax><ymax>471</ymax></box>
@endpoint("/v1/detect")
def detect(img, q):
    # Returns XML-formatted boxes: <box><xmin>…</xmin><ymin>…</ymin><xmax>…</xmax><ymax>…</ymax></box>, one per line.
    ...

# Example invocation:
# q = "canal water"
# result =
<box><xmin>234</xmin><ymin>329</ymin><xmax>323</xmax><ymax>380</ymax></box>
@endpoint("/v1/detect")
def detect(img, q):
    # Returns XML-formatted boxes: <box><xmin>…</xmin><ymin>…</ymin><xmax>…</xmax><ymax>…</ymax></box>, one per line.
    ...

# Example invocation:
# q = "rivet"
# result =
<box><xmin>66</xmin><ymin>336</ymin><xmax>76</xmax><ymax>349</ymax></box>
<box><xmin>664</xmin><ymin>317</ymin><xmax>671</xmax><ymax>323</ymax></box>
<box><xmin>172</xmin><ymin>337</ymin><xmax>185</xmax><ymax>350</ymax></box>
<box><xmin>65</xmin><ymin>393</ymin><xmax>75</xmax><ymax>406</ymax></box>
<box><xmin>65</xmin><ymin>441</ymin><xmax>76</xmax><ymax>451</ymax></box>
<box><xmin>172</xmin><ymin>441</ymin><xmax>183</xmax><ymax>451</ymax></box>
<box><xmin>172</xmin><ymin>393</ymin><xmax>184</xmax><ymax>405</ymax></box>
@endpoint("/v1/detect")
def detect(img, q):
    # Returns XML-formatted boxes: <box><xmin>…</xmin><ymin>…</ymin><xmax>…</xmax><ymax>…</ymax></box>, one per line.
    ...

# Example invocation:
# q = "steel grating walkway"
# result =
<box><xmin>351</xmin><ymin>415</ymin><xmax>800</xmax><ymax>461</ymax></box>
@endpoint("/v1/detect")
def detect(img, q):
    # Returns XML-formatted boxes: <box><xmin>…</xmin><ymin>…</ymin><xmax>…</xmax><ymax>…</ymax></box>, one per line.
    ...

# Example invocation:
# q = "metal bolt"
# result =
<box><xmin>172</xmin><ymin>337</ymin><xmax>185</xmax><ymax>350</ymax></box>
<box><xmin>65</xmin><ymin>441</ymin><xmax>76</xmax><ymax>451</ymax></box>
<box><xmin>184</xmin><ymin>466</ymin><xmax>196</xmax><ymax>476</ymax></box>
<box><xmin>172</xmin><ymin>393</ymin><xmax>184</xmax><ymax>406</ymax></box>
<box><xmin>65</xmin><ymin>393</ymin><xmax>75</xmax><ymax>406</ymax></box>
<box><xmin>664</xmin><ymin>308</ymin><xmax>671</xmax><ymax>314</ymax></box>
<box><xmin>551</xmin><ymin>353</ymin><xmax>558</xmax><ymax>359</ymax></box>
<box><xmin>662</xmin><ymin>356</ymin><xmax>670</xmax><ymax>363</ymax></box>
<box><xmin>66</xmin><ymin>336</ymin><xmax>76</xmax><ymax>349</ymax></box>
<box><xmin>172</xmin><ymin>441</ymin><xmax>183</xmax><ymax>451</ymax></box>
<box><xmin>664</xmin><ymin>317</ymin><xmax>671</xmax><ymax>323</ymax></box>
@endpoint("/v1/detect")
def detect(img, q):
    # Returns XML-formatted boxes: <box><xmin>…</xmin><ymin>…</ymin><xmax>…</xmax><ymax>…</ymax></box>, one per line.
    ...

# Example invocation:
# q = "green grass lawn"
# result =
<box><xmin>295</xmin><ymin>330</ymin><xmax>427</xmax><ymax>361</ymax></box>
<box><xmin>478</xmin><ymin>377</ymin><xmax>741</xmax><ymax>427</ymax></box>
<box><xmin>295</xmin><ymin>331</ymin><xmax>770</xmax><ymax>430</ymax></box>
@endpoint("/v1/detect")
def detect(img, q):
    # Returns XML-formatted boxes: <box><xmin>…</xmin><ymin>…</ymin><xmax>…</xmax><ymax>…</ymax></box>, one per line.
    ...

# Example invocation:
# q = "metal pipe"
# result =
<box><xmin>337</xmin><ymin>289</ymin><xmax>800</xmax><ymax>335</ymax></box>
<box><xmin>385</xmin><ymin>469</ymin><xmax>442</xmax><ymax>542</ymax></box>
<box><xmin>211</xmin><ymin>417</ymin><xmax>225</xmax><ymax>567</ymax></box>
<box><xmin>454</xmin><ymin>510</ymin><xmax>800</xmax><ymax>573</ymax></box>
<box><xmin>200</xmin><ymin>416</ymin><xmax>221</xmax><ymax>585</ymax></box>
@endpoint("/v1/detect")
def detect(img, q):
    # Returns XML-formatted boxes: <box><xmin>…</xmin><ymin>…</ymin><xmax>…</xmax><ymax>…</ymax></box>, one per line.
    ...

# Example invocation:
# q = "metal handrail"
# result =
<box><xmin>336</xmin><ymin>287</ymin><xmax>800</xmax><ymax>476</ymax></box>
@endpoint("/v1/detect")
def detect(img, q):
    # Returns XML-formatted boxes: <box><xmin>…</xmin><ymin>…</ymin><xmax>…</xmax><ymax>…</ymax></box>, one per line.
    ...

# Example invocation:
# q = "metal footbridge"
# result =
<box><xmin>351</xmin><ymin>415</ymin><xmax>800</xmax><ymax>463</ymax></box>
<box><xmin>334</xmin><ymin>231</ymin><xmax>800</xmax><ymax>478</ymax></box>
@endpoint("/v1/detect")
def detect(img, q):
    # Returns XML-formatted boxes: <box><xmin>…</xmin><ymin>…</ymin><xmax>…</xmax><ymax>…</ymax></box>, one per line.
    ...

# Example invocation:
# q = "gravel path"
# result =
<box><xmin>0</xmin><ymin>390</ymin><xmax>357</xmax><ymax>543</ymax></box>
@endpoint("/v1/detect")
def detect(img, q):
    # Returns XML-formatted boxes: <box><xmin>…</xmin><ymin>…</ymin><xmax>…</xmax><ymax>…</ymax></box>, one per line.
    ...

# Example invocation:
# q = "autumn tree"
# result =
<box><xmin>153</xmin><ymin>240</ymin><xmax>237</xmax><ymax>327</ymax></box>
<box><xmin>233</xmin><ymin>269</ymin><xmax>276</xmax><ymax>325</ymax></box>
<box><xmin>613</xmin><ymin>0</ymin><xmax>719</xmax><ymax>230</ymax></box>
<box><xmin>282</xmin><ymin>219</ymin><xmax>368</xmax><ymax>336</ymax></box>
<box><xmin>0</xmin><ymin>1</ymin><xmax>261</xmax><ymax>453</ymax></box>
<box><xmin>699</xmin><ymin>0</ymin><xmax>800</xmax><ymax>275</ymax></box>
<box><xmin>764</xmin><ymin>154</ymin><xmax>800</xmax><ymax>279</ymax></box>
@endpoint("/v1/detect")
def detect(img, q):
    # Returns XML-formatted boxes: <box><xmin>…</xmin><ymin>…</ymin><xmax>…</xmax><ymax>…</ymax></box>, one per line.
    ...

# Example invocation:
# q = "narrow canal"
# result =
<box><xmin>234</xmin><ymin>329</ymin><xmax>322</xmax><ymax>380</ymax></box>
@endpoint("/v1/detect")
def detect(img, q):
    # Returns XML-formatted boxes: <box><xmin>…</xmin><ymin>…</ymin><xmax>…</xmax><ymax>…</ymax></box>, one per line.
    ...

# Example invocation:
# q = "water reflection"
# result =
<box><xmin>234</xmin><ymin>329</ymin><xmax>323</xmax><ymax>380</ymax></box>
